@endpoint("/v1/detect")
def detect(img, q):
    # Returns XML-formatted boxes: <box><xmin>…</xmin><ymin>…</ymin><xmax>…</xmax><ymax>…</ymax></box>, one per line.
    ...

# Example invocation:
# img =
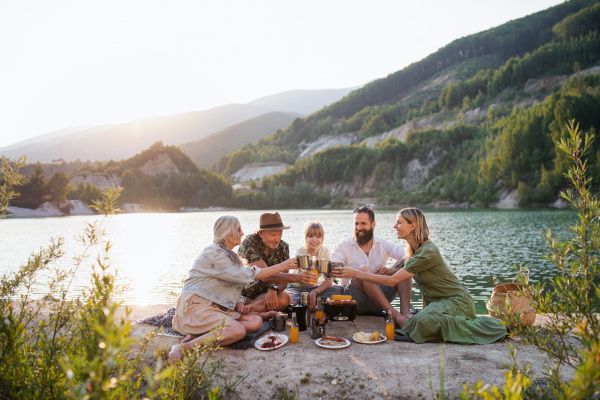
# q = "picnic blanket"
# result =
<box><xmin>136</xmin><ymin>308</ymin><xmax>272</xmax><ymax>350</ymax></box>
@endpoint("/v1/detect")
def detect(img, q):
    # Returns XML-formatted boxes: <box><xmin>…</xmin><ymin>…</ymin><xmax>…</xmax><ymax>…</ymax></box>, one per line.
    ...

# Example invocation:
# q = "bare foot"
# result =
<box><xmin>181</xmin><ymin>335</ymin><xmax>198</xmax><ymax>344</ymax></box>
<box><xmin>257</xmin><ymin>311</ymin><xmax>277</xmax><ymax>321</ymax></box>
<box><xmin>391</xmin><ymin>310</ymin><xmax>411</xmax><ymax>329</ymax></box>
<box><xmin>168</xmin><ymin>344</ymin><xmax>184</xmax><ymax>365</ymax></box>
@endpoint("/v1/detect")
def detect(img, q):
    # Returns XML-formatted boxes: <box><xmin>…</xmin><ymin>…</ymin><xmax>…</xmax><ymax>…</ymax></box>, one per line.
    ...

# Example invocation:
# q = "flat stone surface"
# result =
<box><xmin>125</xmin><ymin>304</ymin><xmax>574</xmax><ymax>399</ymax></box>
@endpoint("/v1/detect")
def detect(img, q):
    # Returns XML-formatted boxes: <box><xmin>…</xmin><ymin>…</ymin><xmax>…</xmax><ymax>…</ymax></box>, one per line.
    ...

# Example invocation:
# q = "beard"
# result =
<box><xmin>354</xmin><ymin>228</ymin><xmax>374</xmax><ymax>246</ymax></box>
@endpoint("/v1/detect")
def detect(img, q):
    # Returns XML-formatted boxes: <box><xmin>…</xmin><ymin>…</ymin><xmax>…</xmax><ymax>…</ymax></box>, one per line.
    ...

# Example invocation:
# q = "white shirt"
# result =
<box><xmin>331</xmin><ymin>235</ymin><xmax>406</xmax><ymax>287</ymax></box>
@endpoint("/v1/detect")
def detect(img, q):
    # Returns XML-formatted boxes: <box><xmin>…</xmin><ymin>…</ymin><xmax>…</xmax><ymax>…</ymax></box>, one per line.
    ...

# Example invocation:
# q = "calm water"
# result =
<box><xmin>0</xmin><ymin>209</ymin><xmax>575</xmax><ymax>313</ymax></box>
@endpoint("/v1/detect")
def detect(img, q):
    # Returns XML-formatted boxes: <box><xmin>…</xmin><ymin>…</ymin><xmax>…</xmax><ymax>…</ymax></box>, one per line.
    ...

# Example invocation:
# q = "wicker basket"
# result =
<box><xmin>486</xmin><ymin>274</ymin><xmax>536</xmax><ymax>328</ymax></box>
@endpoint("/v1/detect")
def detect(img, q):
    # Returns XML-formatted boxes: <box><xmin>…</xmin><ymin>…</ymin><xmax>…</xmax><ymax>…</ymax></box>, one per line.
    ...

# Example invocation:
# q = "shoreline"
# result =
<box><xmin>4</xmin><ymin>203</ymin><xmax>573</xmax><ymax>219</ymax></box>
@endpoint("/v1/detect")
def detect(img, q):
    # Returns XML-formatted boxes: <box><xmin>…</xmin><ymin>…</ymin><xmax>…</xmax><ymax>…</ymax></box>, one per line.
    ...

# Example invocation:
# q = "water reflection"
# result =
<box><xmin>0</xmin><ymin>209</ymin><xmax>575</xmax><ymax>313</ymax></box>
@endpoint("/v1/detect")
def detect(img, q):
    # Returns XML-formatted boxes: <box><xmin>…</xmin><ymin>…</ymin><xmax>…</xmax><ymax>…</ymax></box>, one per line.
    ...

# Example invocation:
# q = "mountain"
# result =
<box><xmin>0</xmin><ymin>125</ymin><xmax>96</xmax><ymax>151</ymax></box>
<box><xmin>1</xmin><ymin>87</ymin><xmax>356</xmax><ymax>163</ymax></box>
<box><xmin>247</xmin><ymin>88</ymin><xmax>358</xmax><ymax>116</ymax></box>
<box><xmin>179</xmin><ymin>111</ymin><xmax>302</xmax><ymax>168</ymax></box>
<box><xmin>209</xmin><ymin>0</ymin><xmax>600</xmax><ymax>210</ymax></box>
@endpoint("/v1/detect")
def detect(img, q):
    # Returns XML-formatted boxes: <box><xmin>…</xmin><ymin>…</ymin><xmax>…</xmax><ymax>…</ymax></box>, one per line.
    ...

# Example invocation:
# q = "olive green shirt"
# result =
<box><xmin>403</xmin><ymin>241</ymin><xmax>470</xmax><ymax>307</ymax></box>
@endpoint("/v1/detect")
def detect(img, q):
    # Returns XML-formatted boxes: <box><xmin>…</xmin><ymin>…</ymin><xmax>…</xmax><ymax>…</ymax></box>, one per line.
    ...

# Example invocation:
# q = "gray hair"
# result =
<box><xmin>213</xmin><ymin>215</ymin><xmax>241</xmax><ymax>244</ymax></box>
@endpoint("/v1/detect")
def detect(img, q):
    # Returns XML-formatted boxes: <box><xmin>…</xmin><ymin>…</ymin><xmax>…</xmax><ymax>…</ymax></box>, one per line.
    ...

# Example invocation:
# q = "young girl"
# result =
<box><xmin>286</xmin><ymin>221</ymin><xmax>341</xmax><ymax>310</ymax></box>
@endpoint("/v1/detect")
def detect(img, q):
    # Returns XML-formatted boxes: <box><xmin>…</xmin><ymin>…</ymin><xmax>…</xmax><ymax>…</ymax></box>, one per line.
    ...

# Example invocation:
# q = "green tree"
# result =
<box><xmin>45</xmin><ymin>171</ymin><xmax>70</xmax><ymax>202</ymax></box>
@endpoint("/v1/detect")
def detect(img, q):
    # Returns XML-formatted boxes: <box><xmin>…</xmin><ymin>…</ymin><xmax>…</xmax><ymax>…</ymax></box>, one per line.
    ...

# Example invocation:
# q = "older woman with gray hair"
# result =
<box><xmin>169</xmin><ymin>215</ymin><xmax>299</xmax><ymax>364</ymax></box>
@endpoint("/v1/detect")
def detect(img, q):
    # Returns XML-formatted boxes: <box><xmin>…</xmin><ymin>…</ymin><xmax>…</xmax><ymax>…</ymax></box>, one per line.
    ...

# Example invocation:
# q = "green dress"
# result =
<box><xmin>397</xmin><ymin>241</ymin><xmax>506</xmax><ymax>344</ymax></box>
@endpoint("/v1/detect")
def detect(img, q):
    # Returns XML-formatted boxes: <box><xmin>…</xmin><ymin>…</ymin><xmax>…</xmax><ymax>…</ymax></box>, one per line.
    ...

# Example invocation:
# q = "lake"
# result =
<box><xmin>0</xmin><ymin>209</ymin><xmax>575</xmax><ymax>313</ymax></box>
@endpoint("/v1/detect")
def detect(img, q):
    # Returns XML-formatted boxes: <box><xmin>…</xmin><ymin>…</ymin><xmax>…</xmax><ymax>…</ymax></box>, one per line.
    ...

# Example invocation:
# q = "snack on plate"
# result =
<box><xmin>370</xmin><ymin>332</ymin><xmax>380</xmax><ymax>341</ymax></box>
<box><xmin>354</xmin><ymin>332</ymin><xmax>370</xmax><ymax>342</ymax></box>
<box><xmin>260</xmin><ymin>334</ymin><xmax>284</xmax><ymax>349</ymax></box>
<box><xmin>319</xmin><ymin>337</ymin><xmax>346</xmax><ymax>346</ymax></box>
<box><xmin>331</xmin><ymin>295</ymin><xmax>353</xmax><ymax>301</ymax></box>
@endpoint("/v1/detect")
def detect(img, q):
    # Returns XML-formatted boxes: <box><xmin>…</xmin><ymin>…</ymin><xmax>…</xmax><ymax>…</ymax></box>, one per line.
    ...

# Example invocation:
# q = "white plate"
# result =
<box><xmin>255</xmin><ymin>334</ymin><xmax>288</xmax><ymax>351</ymax></box>
<box><xmin>352</xmin><ymin>333</ymin><xmax>387</xmax><ymax>344</ymax></box>
<box><xmin>315</xmin><ymin>337</ymin><xmax>351</xmax><ymax>349</ymax></box>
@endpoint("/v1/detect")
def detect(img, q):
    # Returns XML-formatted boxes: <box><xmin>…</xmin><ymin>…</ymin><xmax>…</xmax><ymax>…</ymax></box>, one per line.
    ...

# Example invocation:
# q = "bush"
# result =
<box><xmin>463</xmin><ymin>120</ymin><xmax>600</xmax><ymax>398</ymax></box>
<box><xmin>0</xmin><ymin>165</ymin><xmax>244</xmax><ymax>399</ymax></box>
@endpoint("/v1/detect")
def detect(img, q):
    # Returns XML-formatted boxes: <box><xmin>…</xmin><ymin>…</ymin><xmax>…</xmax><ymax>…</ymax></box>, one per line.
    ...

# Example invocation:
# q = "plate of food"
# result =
<box><xmin>352</xmin><ymin>331</ymin><xmax>387</xmax><ymax>344</ymax></box>
<box><xmin>315</xmin><ymin>336</ymin><xmax>351</xmax><ymax>349</ymax></box>
<box><xmin>255</xmin><ymin>333</ymin><xmax>288</xmax><ymax>350</ymax></box>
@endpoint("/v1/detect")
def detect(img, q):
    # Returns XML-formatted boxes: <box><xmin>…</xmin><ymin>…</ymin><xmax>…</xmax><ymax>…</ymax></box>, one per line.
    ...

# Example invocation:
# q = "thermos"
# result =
<box><xmin>301</xmin><ymin>292</ymin><xmax>311</xmax><ymax>329</ymax></box>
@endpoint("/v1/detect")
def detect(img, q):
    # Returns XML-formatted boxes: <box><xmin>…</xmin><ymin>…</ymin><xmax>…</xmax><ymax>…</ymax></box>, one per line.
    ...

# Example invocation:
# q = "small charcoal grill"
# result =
<box><xmin>323</xmin><ymin>301</ymin><xmax>358</xmax><ymax>322</ymax></box>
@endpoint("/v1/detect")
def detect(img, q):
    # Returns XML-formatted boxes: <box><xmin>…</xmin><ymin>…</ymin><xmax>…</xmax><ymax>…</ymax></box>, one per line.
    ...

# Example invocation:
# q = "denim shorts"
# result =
<box><xmin>342</xmin><ymin>281</ymin><xmax>398</xmax><ymax>314</ymax></box>
<box><xmin>285</xmin><ymin>284</ymin><xmax>343</xmax><ymax>304</ymax></box>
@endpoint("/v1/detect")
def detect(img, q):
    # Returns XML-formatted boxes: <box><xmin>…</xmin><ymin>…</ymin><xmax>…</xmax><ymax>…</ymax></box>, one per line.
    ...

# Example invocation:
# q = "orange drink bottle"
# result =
<box><xmin>386</xmin><ymin>310</ymin><xmax>395</xmax><ymax>340</ymax></box>
<box><xmin>290</xmin><ymin>312</ymin><xmax>299</xmax><ymax>343</ymax></box>
<box><xmin>315</xmin><ymin>297</ymin><xmax>324</xmax><ymax>323</ymax></box>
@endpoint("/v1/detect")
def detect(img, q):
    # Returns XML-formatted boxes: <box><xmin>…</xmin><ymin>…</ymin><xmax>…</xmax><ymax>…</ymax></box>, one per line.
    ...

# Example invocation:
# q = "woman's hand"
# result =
<box><xmin>332</xmin><ymin>265</ymin><xmax>357</xmax><ymax>279</ymax></box>
<box><xmin>235</xmin><ymin>302</ymin><xmax>253</xmax><ymax>315</ymax></box>
<box><xmin>309</xmin><ymin>290</ymin><xmax>317</xmax><ymax>311</ymax></box>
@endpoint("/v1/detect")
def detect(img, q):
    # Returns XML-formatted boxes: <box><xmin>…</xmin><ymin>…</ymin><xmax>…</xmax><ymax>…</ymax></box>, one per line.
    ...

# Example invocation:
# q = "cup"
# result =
<box><xmin>270</xmin><ymin>314</ymin><xmax>286</xmax><ymax>332</ymax></box>
<box><xmin>318</xmin><ymin>259</ymin><xmax>332</xmax><ymax>277</ymax></box>
<box><xmin>297</xmin><ymin>255</ymin><xmax>310</xmax><ymax>270</ymax></box>
<box><xmin>330</xmin><ymin>262</ymin><xmax>344</xmax><ymax>278</ymax></box>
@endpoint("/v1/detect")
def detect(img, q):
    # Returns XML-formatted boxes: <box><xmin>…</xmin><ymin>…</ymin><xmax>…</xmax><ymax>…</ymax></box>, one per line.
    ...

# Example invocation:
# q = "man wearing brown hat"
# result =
<box><xmin>238</xmin><ymin>212</ymin><xmax>317</xmax><ymax>312</ymax></box>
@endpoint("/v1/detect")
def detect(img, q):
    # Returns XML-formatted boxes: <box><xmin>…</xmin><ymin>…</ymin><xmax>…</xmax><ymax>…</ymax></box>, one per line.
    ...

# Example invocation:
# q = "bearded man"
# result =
<box><xmin>331</xmin><ymin>207</ymin><xmax>413</xmax><ymax>328</ymax></box>
<box><xmin>238</xmin><ymin>212</ymin><xmax>317</xmax><ymax>312</ymax></box>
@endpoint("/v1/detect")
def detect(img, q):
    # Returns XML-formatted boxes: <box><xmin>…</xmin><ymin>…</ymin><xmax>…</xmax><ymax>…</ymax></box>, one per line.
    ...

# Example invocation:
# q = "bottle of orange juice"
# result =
<box><xmin>290</xmin><ymin>312</ymin><xmax>299</xmax><ymax>343</ymax></box>
<box><xmin>386</xmin><ymin>310</ymin><xmax>395</xmax><ymax>340</ymax></box>
<box><xmin>315</xmin><ymin>297</ymin><xmax>323</xmax><ymax>323</ymax></box>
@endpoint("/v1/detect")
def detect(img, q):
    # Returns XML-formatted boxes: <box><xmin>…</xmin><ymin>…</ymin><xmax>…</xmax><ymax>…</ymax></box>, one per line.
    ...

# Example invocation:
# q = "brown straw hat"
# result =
<box><xmin>254</xmin><ymin>212</ymin><xmax>291</xmax><ymax>232</ymax></box>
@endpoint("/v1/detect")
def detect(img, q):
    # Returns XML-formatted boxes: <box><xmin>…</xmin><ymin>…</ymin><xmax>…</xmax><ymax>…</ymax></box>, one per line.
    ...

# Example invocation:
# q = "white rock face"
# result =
<box><xmin>360</xmin><ymin>116</ymin><xmax>438</xmax><ymax>149</ymax></box>
<box><xmin>491</xmin><ymin>188</ymin><xmax>519</xmax><ymax>209</ymax></box>
<box><xmin>70</xmin><ymin>173</ymin><xmax>122</xmax><ymax>190</ymax></box>
<box><xmin>231</xmin><ymin>161</ymin><xmax>291</xmax><ymax>182</ymax></box>
<box><xmin>6</xmin><ymin>200</ymin><xmax>94</xmax><ymax>218</ymax></box>
<box><xmin>401</xmin><ymin>151</ymin><xmax>442</xmax><ymax>190</ymax></box>
<box><xmin>122</xmin><ymin>203</ymin><xmax>148</xmax><ymax>213</ymax></box>
<box><xmin>549</xmin><ymin>197</ymin><xmax>569</xmax><ymax>208</ymax></box>
<box><xmin>68</xmin><ymin>200</ymin><xmax>95</xmax><ymax>215</ymax></box>
<box><xmin>299</xmin><ymin>132</ymin><xmax>358</xmax><ymax>158</ymax></box>
<box><xmin>140</xmin><ymin>153</ymin><xmax>179</xmax><ymax>176</ymax></box>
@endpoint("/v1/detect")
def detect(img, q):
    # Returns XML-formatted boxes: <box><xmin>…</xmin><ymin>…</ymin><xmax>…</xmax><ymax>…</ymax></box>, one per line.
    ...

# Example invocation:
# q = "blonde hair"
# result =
<box><xmin>303</xmin><ymin>221</ymin><xmax>324</xmax><ymax>251</ymax></box>
<box><xmin>398</xmin><ymin>207</ymin><xmax>429</xmax><ymax>258</ymax></box>
<box><xmin>213</xmin><ymin>215</ymin><xmax>241</xmax><ymax>244</ymax></box>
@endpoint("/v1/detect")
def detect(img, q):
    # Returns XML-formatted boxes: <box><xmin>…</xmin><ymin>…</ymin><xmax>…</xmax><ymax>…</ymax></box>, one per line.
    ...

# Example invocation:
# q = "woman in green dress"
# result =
<box><xmin>333</xmin><ymin>207</ymin><xmax>506</xmax><ymax>344</ymax></box>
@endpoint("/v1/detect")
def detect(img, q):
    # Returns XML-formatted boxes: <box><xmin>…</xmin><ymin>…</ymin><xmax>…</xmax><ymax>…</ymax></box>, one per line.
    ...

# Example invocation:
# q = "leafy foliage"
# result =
<box><xmin>0</xmin><ymin>162</ymin><xmax>240</xmax><ymax>399</ymax></box>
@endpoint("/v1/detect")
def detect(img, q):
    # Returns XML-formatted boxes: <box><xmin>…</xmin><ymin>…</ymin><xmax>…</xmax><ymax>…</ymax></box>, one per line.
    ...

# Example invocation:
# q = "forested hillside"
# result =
<box><xmin>212</xmin><ymin>0</ymin><xmax>597</xmax><ymax>176</ymax></box>
<box><xmin>11</xmin><ymin>142</ymin><xmax>234</xmax><ymax>210</ymax></box>
<box><xmin>212</xmin><ymin>0</ymin><xmax>600</xmax><ymax>209</ymax></box>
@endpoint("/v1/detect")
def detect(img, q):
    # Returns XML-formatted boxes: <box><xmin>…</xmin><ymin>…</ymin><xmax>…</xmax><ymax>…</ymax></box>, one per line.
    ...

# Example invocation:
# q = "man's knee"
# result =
<box><xmin>357</xmin><ymin>264</ymin><xmax>371</xmax><ymax>273</ymax></box>
<box><xmin>277</xmin><ymin>292</ymin><xmax>290</xmax><ymax>310</ymax></box>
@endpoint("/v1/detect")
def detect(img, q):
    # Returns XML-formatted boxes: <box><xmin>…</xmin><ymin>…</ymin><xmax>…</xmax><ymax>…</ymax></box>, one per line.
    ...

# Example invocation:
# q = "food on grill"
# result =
<box><xmin>330</xmin><ymin>300</ymin><xmax>357</xmax><ymax>305</ymax></box>
<box><xmin>331</xmin><ymin>295</ymin><xmax>353</xmax><ymax>301</ymax></box>
<box><xmin>370</xmin><ymin>331</ymin><xmax>380</xmax><ymax>341</ymax></box>
<box><xmin>260</xmin><ymin>334</ymin><xmax>284</xmax><ymax>349</ymax></box>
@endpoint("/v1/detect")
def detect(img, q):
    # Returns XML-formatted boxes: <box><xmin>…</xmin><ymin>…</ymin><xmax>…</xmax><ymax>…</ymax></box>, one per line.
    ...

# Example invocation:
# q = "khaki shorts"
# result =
<box><xmin>172</xmin><ymin>293</ymin><xmax>241</xmax><ymax>336</ymax></box>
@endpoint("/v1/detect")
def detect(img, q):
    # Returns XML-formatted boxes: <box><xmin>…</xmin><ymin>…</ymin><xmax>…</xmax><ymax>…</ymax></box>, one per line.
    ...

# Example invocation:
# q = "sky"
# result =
<box><xmin>0</xmin><ymin>0</ymin><xmax>563</xmax><ymax>147</ymax></box>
